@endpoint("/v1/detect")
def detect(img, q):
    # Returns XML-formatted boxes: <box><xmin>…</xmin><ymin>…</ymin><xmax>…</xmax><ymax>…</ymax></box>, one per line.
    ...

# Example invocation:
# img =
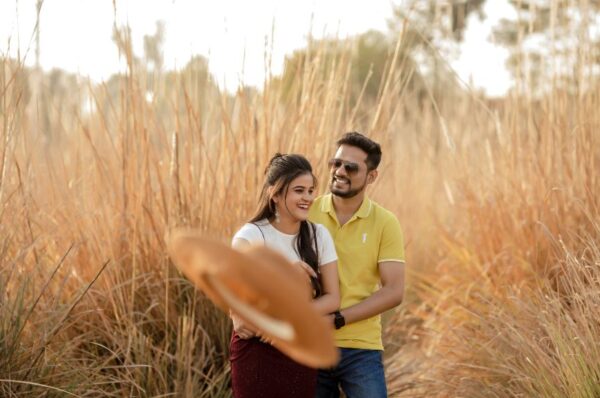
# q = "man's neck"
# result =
<box><xmin>331</xmin><ymin>192</ymin><xmax>365</xmax><ymax>225</ymax></box>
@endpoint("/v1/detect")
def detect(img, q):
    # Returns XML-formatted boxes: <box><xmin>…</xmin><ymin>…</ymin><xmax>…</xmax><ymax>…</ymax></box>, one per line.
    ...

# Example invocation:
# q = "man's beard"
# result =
<box><xmin>329</xmin><ymin>176</ymin><xmax>366</xmax><ymax>198</ymax></box>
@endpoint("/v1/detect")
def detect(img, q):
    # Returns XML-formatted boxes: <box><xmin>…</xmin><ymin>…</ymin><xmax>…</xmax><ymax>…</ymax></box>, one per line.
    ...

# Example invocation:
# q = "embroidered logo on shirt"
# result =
<box><xmin>362</xmin><ymin>233</ymin><xmax>367</xmax><ymax>243</ymax></box>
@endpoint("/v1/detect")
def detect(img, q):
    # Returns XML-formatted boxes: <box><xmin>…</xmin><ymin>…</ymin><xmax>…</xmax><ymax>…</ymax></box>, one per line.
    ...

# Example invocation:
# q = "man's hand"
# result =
<box><xmin>326</xmin><ymin>312</ymin><xmax>336</xmax><ymax>328</ymax></box>
<box><xmin>338</xmin><ymin>261</ymin><xmax>405</xmax><ymax>324</ymax></box>
<box><xmin>230</xmin><ymin>311</ymin><xmax>258</xmax><ymax>339</ymax></box>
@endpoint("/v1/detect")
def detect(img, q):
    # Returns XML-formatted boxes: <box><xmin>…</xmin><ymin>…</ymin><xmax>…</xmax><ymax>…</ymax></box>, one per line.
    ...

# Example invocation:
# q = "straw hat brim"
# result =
<box><xmin>167</xmin><ymin>229</ymin><xmax>339</xmax><ymax>369</ymax></box>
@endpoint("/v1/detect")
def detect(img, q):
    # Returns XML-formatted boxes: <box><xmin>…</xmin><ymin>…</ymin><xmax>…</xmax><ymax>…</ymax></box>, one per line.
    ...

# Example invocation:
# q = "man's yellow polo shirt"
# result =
<box><xmin>309</xmin><ymin>194</ymin><xmax>405</xmax><ymax>350</ymax></box>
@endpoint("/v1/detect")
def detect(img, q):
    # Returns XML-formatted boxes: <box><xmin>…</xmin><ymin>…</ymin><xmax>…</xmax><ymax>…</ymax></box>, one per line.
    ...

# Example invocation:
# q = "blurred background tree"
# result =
<box><xmin>388</xmin><ymin>0</ymin><xmax>486</xmax><ymax>99</ymax></box>
<box><xmin>494</xmin><ymin>0</ymin><xmax>600</xmax><ymax>96</ymax></box>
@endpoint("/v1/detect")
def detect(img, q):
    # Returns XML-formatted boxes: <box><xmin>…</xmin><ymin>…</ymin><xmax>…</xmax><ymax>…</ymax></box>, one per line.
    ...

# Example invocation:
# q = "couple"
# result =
<box><xmin>230</xmin><ymin>132</ymin><xmax>406</xmax><ymax>398</ymax></box>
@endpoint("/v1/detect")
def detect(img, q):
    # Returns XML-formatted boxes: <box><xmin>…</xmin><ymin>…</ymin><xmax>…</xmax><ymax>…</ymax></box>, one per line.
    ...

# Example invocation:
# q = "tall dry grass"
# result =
<box><xmin>1</xmin><ymin>13</ymin><xmax>599</xmax><ymax>398</ymax></box>
<box><xmin>384</xmin><ymin>57</ymin><xmax>600</xmax><ymax>398</ymax></box>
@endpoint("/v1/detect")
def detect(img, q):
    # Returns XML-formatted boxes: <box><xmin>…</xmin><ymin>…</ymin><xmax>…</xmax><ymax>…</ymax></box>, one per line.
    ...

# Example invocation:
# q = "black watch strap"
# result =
<box><xmin>333</xmin><ymin>310</ymin><xmax>345</xmax><ymax>330</ymax></box>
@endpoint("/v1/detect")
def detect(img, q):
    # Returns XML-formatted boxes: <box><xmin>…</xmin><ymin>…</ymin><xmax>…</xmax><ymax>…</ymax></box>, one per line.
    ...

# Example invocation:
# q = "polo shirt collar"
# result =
<box><xmin>355</xmin><ymin>196</ymin><xmax>372</xmax><ymax>218</ymax></box>
<box><xmin>320</xmin><ymin>193</ymin><xmax>372</xmax><ymax>219</ymax></box>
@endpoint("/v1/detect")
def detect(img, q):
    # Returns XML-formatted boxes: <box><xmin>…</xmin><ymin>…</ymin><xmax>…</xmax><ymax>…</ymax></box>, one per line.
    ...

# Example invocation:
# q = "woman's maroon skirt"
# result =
<box><xmin>230</xmin><ymin>332</ymin><xmax>317</xmax><ymax>398</ymax></box>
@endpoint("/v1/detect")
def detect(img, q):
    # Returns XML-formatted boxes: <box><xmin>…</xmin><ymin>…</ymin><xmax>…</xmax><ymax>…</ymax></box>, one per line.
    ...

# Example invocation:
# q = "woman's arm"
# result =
<box><xmin>310</xmin><ymin>224</ymin><xmax>340</xmax><ymax>315</ymax></box>
<box><xmin>232</xmin><ymin>237</ymin><xmax>250</xmax><ymax>249</ymax></box>
<box><xmin>230</xmin><ymin>237</ymin><xmax>258</xmax><ymax>339</ymax></box>
<box><xmin>312</xmin><ymin>261</ymin><xmax>340</xmax><ymax>315</ymax></box>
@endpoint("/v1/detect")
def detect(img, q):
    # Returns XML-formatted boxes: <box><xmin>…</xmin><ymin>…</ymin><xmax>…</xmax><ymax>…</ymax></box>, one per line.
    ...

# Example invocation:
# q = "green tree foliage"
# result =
<box><xmin>144</xmin><ymin>21</ymin><xmax>166</xmax><ymax>72</ymax></box>
<box><xmin>274</xmin><ymin>30</ymin><xmax>426</xmax><ymax>110</ymax></box>
<box><xmin>162</xmin><ymin>54</ymin><xmax>219</xmax><ymax>120</ymax></box>
<box><xmin>388</xmin><ymin>0</ymin><xmax>486</xmax><ymax>100</ymax></box>
<box><xmin>493</xmin><ymin>0</ymin><xmax>600</xmax><ymax>94</ymax></box>
<box><xmin>389</xmin><ymin>0</ymin><xmax>486</xmax><ymax>43</ymax></box>
<box><xmin>102</xmin><ymin>23</ymin><xmax>221</xmax><ymax>136</ymax></box>
<box><xmin>353</xmin><ymin>30</ymin><xmax>411</xmax><ymax>99</ymax></box>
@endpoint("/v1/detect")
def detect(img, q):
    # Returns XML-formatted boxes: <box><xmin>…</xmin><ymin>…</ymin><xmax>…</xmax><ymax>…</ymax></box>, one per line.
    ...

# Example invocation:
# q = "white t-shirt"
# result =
<box><xmin>232</xmin><ymin>219</ymin><xmax>337</xmax><ymax>266</ymax></box>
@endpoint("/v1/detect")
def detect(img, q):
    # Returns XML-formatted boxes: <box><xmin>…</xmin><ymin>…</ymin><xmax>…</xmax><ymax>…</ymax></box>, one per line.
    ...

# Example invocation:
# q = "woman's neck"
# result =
<box><xmin>270</xmin><ymin>216</ymin><xmax>301</xmax><ymax>235</ymax></box>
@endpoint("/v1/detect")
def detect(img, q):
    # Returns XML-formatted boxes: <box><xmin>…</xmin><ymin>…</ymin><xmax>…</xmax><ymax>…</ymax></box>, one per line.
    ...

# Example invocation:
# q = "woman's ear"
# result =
<box><xmin>267</xmin><ymin>186</ymin><xmax>278</xmax><ymax>204</ymax></box>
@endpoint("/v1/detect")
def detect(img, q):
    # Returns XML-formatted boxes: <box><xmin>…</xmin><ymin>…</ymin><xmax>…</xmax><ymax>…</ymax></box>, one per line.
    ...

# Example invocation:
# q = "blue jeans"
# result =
<box><xmin>316</xmin><ymin>348</ymin><xmax>387</xmax><ymax>398</ymax></box>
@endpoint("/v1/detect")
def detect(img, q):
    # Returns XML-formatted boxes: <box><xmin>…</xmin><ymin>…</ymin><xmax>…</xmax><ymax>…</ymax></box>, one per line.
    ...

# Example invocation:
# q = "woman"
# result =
<box><xmin>230</xmin><ymin>153</ymin><xmax>340</xmax><ymax>398</ymax></box>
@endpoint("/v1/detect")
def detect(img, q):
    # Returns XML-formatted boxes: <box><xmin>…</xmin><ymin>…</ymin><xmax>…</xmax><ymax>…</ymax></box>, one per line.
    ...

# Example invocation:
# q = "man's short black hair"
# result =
<box><xmin>336</xmin><ymin>132</ymin><xmax>382</xmax><ymax>170</ymax></box>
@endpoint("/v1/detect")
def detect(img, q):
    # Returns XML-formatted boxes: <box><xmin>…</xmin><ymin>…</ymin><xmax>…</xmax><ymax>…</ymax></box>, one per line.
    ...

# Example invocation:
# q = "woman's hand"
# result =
<box><xmin>293</xmin><ymin>260</ymin><xmax>317</xmax><ymax>279</ymax></box>
<box><xmin>293</xmin><ymin>260</ymin><xmax>319</xmax><ymax>297</ymax></box>
<box><xmin>230</xmin><ymin>311</ymin><xmax>257</xmax><ymax>339</ymax></box>
<box><xmin>258</xmin><ymin>333</ymin><xmax>274</xmax><ymax>345</ymax></box>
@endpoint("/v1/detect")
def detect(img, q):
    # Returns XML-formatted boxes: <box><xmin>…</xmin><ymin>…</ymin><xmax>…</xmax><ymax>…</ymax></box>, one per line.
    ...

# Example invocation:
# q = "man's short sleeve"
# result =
<box><xmin>378</xmin><ymin>216</ymin><xmax>405</xmax><ymax>263</ymax></box>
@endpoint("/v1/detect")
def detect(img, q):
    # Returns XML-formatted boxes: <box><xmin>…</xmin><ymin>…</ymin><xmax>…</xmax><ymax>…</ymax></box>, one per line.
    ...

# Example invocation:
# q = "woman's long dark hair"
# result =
<box><xmin>250</xmin><ymin>153</ymin><xmax>320</xmax><ymax>284</ymax></box>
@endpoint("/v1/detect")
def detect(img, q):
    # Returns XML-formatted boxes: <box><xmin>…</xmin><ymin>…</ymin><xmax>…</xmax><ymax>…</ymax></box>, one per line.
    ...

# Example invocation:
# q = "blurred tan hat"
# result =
<box><xmin>167</xmin><ymin>229</ymin><xmax>338</xmax><ymax>368</ymax></box>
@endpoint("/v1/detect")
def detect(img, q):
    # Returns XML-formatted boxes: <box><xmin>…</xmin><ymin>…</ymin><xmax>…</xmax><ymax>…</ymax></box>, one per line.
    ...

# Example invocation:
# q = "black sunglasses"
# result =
<box><xmin>328</xmin><ymin>158</ymin><xmax>360</xmax><ymax>174</ymax></box>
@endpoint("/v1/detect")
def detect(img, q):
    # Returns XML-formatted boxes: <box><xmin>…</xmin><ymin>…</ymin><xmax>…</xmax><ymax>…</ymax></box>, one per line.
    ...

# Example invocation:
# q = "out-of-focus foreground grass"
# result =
<box><xmin>1</xmin><ymin>25</ymin><xmax>599</xmax><ymax>398</ymax></box>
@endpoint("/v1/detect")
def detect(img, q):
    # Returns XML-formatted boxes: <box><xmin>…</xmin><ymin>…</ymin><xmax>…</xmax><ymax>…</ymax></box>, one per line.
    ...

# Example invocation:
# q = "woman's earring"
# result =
<box><xmin>274</xmin><ymin>208</ymin><xmax>280</xmax><ymax>223</ymax></box>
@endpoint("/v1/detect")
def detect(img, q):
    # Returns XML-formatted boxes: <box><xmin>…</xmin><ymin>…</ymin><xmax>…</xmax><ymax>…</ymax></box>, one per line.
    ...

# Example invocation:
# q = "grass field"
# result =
<box><xmin>1</xmin><ymin>23</ymin><xmax>599</xmax><ymax>397</ymax></box>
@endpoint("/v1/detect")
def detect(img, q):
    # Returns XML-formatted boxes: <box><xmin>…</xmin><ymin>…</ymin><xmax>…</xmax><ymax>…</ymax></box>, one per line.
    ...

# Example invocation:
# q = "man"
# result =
<box><xmin>309</xmin><ymin>132</ymin><xmax>405</xmax><ymax>398</ymax></box>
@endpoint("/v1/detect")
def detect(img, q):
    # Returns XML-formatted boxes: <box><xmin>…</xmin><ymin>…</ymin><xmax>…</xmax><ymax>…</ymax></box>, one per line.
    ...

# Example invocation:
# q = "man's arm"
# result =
<box><xmin>338</xmin><ymin>261</ymin><xmax>405</xmax><ymax>324</ymax></box>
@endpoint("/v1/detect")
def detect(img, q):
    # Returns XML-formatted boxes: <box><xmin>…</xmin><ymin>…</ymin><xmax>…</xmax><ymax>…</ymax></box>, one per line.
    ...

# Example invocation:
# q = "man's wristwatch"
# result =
<box><xmin>333</xmin><ymin>311</ymin><xmax>345</xmax><ymax>330</ymax></box>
